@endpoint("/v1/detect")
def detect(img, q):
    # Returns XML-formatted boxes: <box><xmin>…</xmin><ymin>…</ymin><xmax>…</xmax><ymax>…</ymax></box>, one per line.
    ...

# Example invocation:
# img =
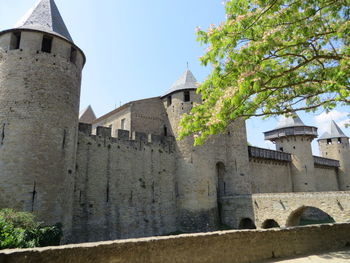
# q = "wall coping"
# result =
<box><xmin>1</xmin><ymin>223</ymin><xmax>350</xmax><ymax>263</ymax></box>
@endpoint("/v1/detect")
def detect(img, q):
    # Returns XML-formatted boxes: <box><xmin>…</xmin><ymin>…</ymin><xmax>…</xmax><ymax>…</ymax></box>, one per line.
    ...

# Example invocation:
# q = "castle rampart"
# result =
<box><xmin>72</xmin><ymin>123</ymin><xmax>177</xmax><ymax>243</ymax></box>
<box><xmin>1</xmin><ymin>0</ymin><xmax>350</xmax><ymax>245</ymax></box>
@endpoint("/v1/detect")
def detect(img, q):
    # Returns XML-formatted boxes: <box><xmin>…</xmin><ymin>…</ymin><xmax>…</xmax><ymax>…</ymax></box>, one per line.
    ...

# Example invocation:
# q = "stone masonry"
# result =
<box><xmin>0</xmin><ymin>0</ymin><xmax>349</xmax><ymax>244</ymax></box>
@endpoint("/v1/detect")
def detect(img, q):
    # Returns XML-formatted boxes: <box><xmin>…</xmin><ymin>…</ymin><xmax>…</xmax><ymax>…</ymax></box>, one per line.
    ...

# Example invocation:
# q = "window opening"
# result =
<box><xmin>164</xmin><ymin>125</ymin><xmax>168</xmax><ymax>136</ymax></box>
<box><xmin>338</xmin><ymin>138</ymin><xmax>342</xmax><ymax>144</ymax></box>
<box><xmin>70</xmin><ymin>47</ymin><xmax>77</xmax><ymax>64</ymax></box>
<box><xmin>41</xmin><ymin>35</ymin><xmax>53</xmax><ymax>53</ymax></box>
<box><xmin>10</xmin><ymin>32</ymin><xmax>21</xmax><ymax>50</ymax></box>
<box><xmin>327</xmin><ymin>139</ymin><xmax>332</xmax><ymax>145</ymax></box>
<box><xmin>121</xmin><ymin>119</ymin><xmax>126</xmax><ymax>130</ymax></box>
<box><xmin>184</xmin><ymin>91</ymin><xmax>190</xmax><ymax>102</ymax></box>
<box><xmin>167</xmin><ymin>96</ymin><xmax>172</xmax><ymax>107</ymax></box>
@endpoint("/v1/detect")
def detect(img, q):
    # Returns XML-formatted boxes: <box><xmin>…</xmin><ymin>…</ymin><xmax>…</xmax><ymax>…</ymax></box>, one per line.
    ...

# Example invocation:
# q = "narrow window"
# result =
<box><xmin>41</xmin><ymin>35</ymin><xmax>53</xmax><ymax>53</ymax></box>
<box><xmin>327</xmin><ymin>139</ymin><xmax>332</xmax><ymax>145</ymax></box>
<box><xmin>164</xmin><ymin>125</ymin><xmax>168</xmax><ymax>136</ymax></box>
<box><xmin>279</xmin><ymin>147</ymin><xmax>284</xmax><ymax>152</ymax></box>
<box><xmin>338</xmin><ymin>137</ymin><xmax>342</xmax><ymax>144</ymax></box>
<box><xmin>121</xmin><ymin>118</ymin><xmax>126</xmax><ymax>130</ymax></box>
<box><xmin>167</xmin><ymin>96</ymin><xmax>172</xmax><ymax>107</ymax></box>
<box><xmin>184</xmin><ymin>91</ymin><xmax>190</xmax><ymax>102</ymax></box>
<box><xmin>70</xmin><ymin>46</ymin><xmax>77</xmax><ymax>64</ymax></box>
<box><xmin>10</xmin><ymin>32</ymin><xmax>21</xmax><ymax>50</ymax></box>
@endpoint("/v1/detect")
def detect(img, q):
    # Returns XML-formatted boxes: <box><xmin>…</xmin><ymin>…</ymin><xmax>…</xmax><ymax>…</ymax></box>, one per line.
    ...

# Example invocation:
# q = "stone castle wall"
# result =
<box><xmin>314</xmin><ymin>165</ymin><xmax>339</xmax><ymax>191</ymax></box>
<box><xmin>250</xmin><ymin>158</ymin><xmax>293</xmax><ymax>193</ymax></box>
<box><xmin>71</xmin><ymin>124</ymin><xmax>177</xmax><ymax>243</ymax></box>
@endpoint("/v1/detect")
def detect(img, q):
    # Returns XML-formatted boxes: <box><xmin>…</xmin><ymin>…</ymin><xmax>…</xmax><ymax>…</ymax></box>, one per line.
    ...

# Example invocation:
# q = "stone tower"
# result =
<box><xmin>162</xmin><ymin>70</ymin><xmax>213</xmax><ymax>232</ymax></box>
<box><xmin>264</xmin><ymin>114</ymin><xmax>318</xmax><ymax>192</ymax></box>
<box><xmin>0</xmin><ymin>0</ymin><xmax>85</xmax><ymax>240</ymax></box>
<box><xmin>162</xmin><ymin>70</ymin><xmax>252</xmax><ymax>231</ymax></box>
<box><xmin>318</xmin><ymin>121</ymin><xmax>350</xmax><ymax>190</ymax></box>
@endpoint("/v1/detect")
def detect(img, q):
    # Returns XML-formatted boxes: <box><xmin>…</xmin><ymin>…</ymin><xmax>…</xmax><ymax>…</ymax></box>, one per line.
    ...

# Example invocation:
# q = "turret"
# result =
<box><xmin>318</xmin><ymin>121</ymin><xmax>350</xmax><ymax>190</ymax></box>
<box><xmin>264</xmin><ymin>114</ymin><xmax>318</xmax><ymax>192</ymax></box>
<box><xmin>79</xmin><ymin>105</ymin><xmax>96</xmax><ymax>124</ymax></box>
<box><xmin>0</xmin><ymin>0</ymin><xmax>85</xmax><ymax>242</ymax></box>
<box><xmin>162</xmin><ymin>70</ymin><xmax>252</xmax><ymax>231</ymax></box>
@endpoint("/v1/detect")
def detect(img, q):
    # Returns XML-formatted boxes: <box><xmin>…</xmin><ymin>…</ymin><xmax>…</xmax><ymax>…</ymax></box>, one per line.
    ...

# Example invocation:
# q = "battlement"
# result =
<box><xmin>248</xmin><ymin>146</ymin><xmax>291</xmax><ymax>162</ymax></box>
<box><xmin>0</xmin><ymin>30</ymin><xmax>85</xmax><ymax>68</ymax></box>
<box><xmin>78</xmin><ymin>123</ymin><xmax>175</xmax><ymax>150</ymax></box>
<box><xmin>313</xmin><ymin>156</ymin><xmax>340</xmax><ymax>168</ymax></box>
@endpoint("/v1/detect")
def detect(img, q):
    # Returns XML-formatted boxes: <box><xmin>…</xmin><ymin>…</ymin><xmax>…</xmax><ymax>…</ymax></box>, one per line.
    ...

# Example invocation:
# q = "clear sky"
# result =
<box><xmin>1</xmin><ymin>0</ymin><xmax>349</xmax><ymax>154</ymax></box>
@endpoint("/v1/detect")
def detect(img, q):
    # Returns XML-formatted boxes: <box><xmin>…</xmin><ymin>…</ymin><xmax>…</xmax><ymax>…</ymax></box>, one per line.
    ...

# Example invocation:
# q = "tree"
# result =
<box><xmin>179</xmin><ymin>0</ymin><xmax>350</xmax><ymax>145</ymax></box>
<box><xmin>0</xmin><ymin>209</ymin><xmax>62</xmax><ymax>249</ymax></box>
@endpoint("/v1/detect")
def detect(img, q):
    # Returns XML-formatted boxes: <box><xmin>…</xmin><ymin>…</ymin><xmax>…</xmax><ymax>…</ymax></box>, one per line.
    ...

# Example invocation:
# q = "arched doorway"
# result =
<box><xmin>262</xmin><ymin>219</ymin><xmax>280</xmax><ymax>229</ymax></box>
<box><xmin>286</xmin><ymin>206</ymin><xmax>335</xmax><ymax>227</ymax></box>
<box><xmin>216</xmin><ymin>162</ymin><xmax>226</xmax><ymax>226</ymax></box>
<box><xmin>239</xmin><ymin>218</ymin><xmax>256</xmax><ymax>229</ymax></box>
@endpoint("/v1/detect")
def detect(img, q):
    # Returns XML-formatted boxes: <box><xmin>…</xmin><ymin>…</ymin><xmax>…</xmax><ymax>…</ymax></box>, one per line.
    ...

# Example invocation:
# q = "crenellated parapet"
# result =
<box><xmin>78</xmin><ymin>123</ymin><xmax>175</xmax><ymax>152</ymax></box>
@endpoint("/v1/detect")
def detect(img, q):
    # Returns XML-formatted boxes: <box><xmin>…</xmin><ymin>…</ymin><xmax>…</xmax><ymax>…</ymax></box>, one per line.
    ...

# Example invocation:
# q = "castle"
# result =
<box><xmin>0</xmin><ymin>0</ymin><xmax>349</xmax><ymax>244</ymax></box>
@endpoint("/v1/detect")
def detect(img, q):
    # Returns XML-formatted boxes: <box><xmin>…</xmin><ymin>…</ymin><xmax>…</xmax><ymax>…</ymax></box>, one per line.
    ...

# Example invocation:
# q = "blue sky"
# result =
<box><xmin>1</xmin><ymin>0</ymin><xmax>349</xmax><ymax>155</ymax></box>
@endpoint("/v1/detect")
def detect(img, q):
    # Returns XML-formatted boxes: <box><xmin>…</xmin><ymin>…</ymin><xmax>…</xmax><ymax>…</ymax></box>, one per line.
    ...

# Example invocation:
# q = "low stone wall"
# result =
<box><xmin>1</xmin><ymin>223</ymin><xmax>350</xmax><ymax>263</ymax></box>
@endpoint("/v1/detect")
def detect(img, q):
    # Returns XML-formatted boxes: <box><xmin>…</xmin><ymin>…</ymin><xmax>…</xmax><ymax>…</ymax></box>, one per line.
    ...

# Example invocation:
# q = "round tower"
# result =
<box><xmin>318</xmin><ymin>121</ymin><xmax>350</xmax><ymax>190</ymax></box>
<box><xmin>0</xmin><ymin>0</ymin><xmax>85</xmax><ymax>241</ymax></box>
<box><xmin>162</xmin><ymin>70</ymin><xmax>252</xmax><ymax>232</ymax></box>
<box><xmin>264</xmin><ymin>114</ymin><xmax>318</xmax><ymax>192</ymax></box>
<box><xmin>162</xmin><ymin>70</ymin><xmax>215</xmax><ymax>232</ymax></box>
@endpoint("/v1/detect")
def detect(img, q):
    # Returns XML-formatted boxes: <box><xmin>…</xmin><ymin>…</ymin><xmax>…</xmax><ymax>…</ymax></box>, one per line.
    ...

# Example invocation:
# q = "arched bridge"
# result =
<box><xmin>221</xmin><ymin>192</ymin><xmax>350</xmax><ymax>229</ymax></box>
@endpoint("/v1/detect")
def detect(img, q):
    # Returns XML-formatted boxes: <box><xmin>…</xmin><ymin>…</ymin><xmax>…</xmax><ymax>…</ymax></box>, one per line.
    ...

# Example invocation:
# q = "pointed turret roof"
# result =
<box><xmin>319</xmin><ymin>120</ymin><xmax>348</xmax><ymax>140</ymax></box>
<box><xmin>79</xmin><ymin>105</ymin><xmax>96</xmax><ymax>124</ymax></box>
<box><xmin>276</xmin><ymin>113</ymin><xmax>305</xmax><ymax>129</ymax></box>
<box><xmin>15</xmin><ymin>0</ymin><xmax>73</xmax><ymax>42</ymax></box>
<box><xmin>163</xmin><ymin>70</ymin><xmax>198</xmax><ymax>97</ymax></box>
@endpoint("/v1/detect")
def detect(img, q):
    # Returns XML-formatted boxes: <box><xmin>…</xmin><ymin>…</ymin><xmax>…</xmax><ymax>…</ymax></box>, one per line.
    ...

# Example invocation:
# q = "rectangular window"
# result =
<box><xmin>167</xmin><ymin>96</ymin><xmax>172</xmax><ymax>107</ymax></box>
<box><xmin>327</xmin><ymin>139</ymin><xmax>332</xmax><ymax>145</ymax></box>
<box><xmin>121</xmin><ymin>118</ymin><xmax>126</xmax><ymax>130</ymax></box>
<box><xmin>70</xmin><ymin>47</ymin><xmax>77</xmax><ymax>64</ymax></box>
<box><xmin>41</xmin><ymin>35</ymin><xmax>53</xmax><ymax>53</ymax></box>
<box><xmin>10</xmin><ymin>32</ymin><xmax>21</xmax><ymax>50</ymax></box>
<box><xmin>184</xmin><ymin>91</ymin><xmax>190</xmax><ymax>102</ymax></box>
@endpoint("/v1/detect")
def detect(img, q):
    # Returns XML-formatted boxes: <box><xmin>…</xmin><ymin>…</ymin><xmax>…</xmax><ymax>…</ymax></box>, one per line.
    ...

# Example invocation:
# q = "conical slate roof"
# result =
<box><xmin>319</xmin><ymin>120</ymin><xmax>348</xmax><ymax>140</ymax></box>
<box><xmin>163</xmin><ymin>70</ymin><xmax>198</xmax><ymax>96</ymax></box>
<box><xmin>276</xmin><ymin>113</ymin><xmax>305</xmax><ymax>129</ymax></box>
<box><xmin>79</xmin><ymin>105</ymin><xmax>96</xmax><ymax>124</ymax></box>
<box><xmin>14</xmin><ymin>0</ymin><xmax>73</xmax><ymax>42</ymax></box>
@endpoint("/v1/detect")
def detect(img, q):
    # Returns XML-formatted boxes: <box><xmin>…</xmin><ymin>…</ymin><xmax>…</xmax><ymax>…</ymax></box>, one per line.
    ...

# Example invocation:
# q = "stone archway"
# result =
<box><xmin>286</xmin><ymin>206</ymin><xmax>335</xmax><ymax>227</ymax></box>
<box><xmin>239</xmin><ymin>218</ymin><xmax>256</xmax><ymax>229</ymax></box>
<box><xmin>262</xmin><ymin>219</ymin><xmax>280</xmax><ymax>229</ymax></box>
